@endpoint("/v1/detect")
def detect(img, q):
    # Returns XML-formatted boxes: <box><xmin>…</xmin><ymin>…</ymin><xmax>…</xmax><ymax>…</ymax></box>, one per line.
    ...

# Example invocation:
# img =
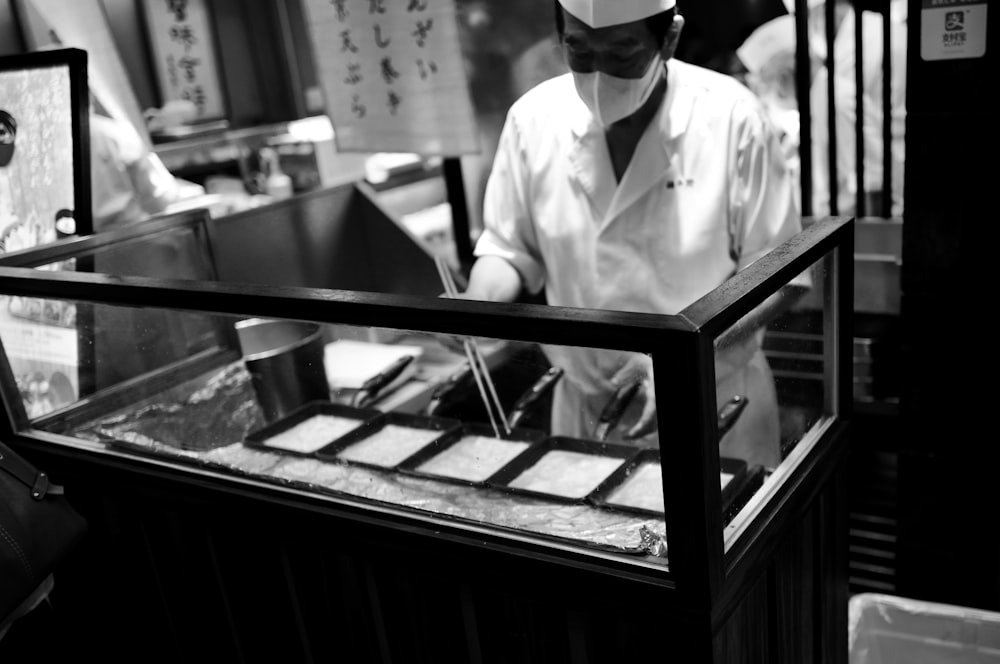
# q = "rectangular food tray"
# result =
<box><xmin>587</xmin><ymin>449</ymin><xmax>749</xmax><ymax>518</ymax></box>
<box><xmin>243</xmin><ymin>401</ymin><xmax>382</xmax><ymax>457</ymax></box>
<box><xmin>315</xmin><ymin>411</ymin><xmax>462</xmax><ymax>471</ymax></box>
<box><xmin>397</xmin><ymin>423</ymin><xmax>548</xmax><ymax>487</ymax></box>
<box><xmin>486</xmin><ymin>436</ymin><xmax>639</xmax><ymax>504</ymax></box>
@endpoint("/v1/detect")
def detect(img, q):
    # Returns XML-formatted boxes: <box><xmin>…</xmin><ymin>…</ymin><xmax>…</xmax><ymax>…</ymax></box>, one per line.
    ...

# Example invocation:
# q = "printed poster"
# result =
<box><xmin>141</xmin><ymin>0</ymin><xmax>226</xmax><ymax>120</ymax></box>
<box><xmin>0</xmin><ymin>61</ymin><xmax>79</xmax><ymax>417</ymax></box>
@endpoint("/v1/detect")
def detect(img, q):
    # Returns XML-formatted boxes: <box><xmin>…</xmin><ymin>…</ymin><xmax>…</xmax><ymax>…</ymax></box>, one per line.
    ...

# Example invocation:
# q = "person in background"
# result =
<box><xmin>734</xmin><ymin>15</ymin><xmax>801</xmax><ymax>165</ymax></box>
<box><xmin>734</xmin><ymin>0</ymin><xmax>907</xmax><ymax>219</ymax></box>
<box><xmin>800</xmin><ymin>0</ymin><xmax>907</xmax><ymax>218</ymax></box>
<box><xmin>452</xmin><ymin>0</ymin><xmax>806</xmax><ymax>468</ymax></box>
<box><xmin>87</xmin><ymin>98</ymin><xmax>202</xmax><ymax>389</ymax></box>
<box><xmin>89</xmin><ymin>101</ymin><xmax>183</xmax><ymax>232</ymax></box>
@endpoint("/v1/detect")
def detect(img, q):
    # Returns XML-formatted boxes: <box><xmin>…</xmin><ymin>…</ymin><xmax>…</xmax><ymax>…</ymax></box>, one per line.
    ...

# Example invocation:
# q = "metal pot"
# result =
<box><xmin>235</xmin><ymin>318</ymin><xmax>329</xmax><ymax>424</ymax></box>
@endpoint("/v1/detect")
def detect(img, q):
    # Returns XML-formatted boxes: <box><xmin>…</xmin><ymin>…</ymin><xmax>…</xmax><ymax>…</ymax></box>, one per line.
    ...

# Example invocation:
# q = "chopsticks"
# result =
<box><xmin>434</xmin><ymin>256</ymin><xmax>511</xmax><ymax>439</ymax></box>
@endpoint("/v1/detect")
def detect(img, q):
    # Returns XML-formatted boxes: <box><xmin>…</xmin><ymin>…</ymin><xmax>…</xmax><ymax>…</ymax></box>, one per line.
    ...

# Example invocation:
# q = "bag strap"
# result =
<box><xmin>0</xmin><ymin>442</ymin><xmax>58</xmax><ymax>500</ymax></box>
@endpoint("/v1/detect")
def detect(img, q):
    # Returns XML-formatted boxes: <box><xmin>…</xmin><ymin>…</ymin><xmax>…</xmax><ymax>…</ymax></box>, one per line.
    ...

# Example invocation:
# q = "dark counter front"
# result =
<box><xmin>1</xmin><ymin>351</ymin><xmax>849</xmax><ymax>664</ymax></box>
<box><xmin>5</xmin><ymin>426</ymin><xmax>847</xmax><ymax>664</ymax></box>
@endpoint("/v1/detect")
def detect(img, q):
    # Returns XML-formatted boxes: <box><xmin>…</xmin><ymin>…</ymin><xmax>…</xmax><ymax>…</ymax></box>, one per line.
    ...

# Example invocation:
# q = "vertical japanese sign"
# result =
<box><xmin>302</xmin><ymin>0</ymin><xmax>478</xmax><ymax>155</ymax></box>
<box><xmin>141</xmin><ymin>0</ymin><xmax>226</xmax><ymax>120</ymax></box>
<box><xmin>920</xmin><ymin>0</ymin><xmax>987</xmax><ymax>61</ymax></box>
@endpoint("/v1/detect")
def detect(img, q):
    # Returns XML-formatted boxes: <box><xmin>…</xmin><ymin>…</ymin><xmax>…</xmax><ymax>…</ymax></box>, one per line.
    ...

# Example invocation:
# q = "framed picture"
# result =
<box><xmin>0</xmin><ymin>47</ymin><xmax>91</xmax><ymax>243</ymax></box>
<box><xmin>0</xmin><ymin>47</ymin><xmax>90</xmax><ymax>418</ymax></box>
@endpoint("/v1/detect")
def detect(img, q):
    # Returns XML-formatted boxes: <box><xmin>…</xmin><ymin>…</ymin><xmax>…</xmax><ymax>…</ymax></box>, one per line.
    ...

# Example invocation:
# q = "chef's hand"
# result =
<box><xmin>609</xmin><ymin>355</ymin><xmax>657</xmax><ymax>440</ymax></box>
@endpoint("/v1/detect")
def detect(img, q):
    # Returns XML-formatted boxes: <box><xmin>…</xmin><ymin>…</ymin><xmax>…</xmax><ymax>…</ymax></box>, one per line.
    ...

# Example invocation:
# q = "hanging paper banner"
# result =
<box><xmin>302</xmin><ymin>0</ymin><xmax>479</xmax><ymax>155</ymax></box>
<box><xmin>140</xmin><ymin>0</ymin><xmax>226</xmax><ymax>120</ymax></box>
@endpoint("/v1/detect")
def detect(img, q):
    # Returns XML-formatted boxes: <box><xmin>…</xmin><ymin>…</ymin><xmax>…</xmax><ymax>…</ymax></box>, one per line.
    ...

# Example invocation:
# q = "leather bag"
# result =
<box><xmin>0</xmin><ymin>440</ymin><xmax>87</xmax><ymax>623</ymax></box>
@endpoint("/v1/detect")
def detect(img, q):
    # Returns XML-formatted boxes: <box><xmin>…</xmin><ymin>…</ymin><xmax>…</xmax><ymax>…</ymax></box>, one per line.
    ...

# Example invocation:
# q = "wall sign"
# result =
<box><xmin>920</xmin><ymin>0</ymin><xmax>987</xmax><ymax>61</ymax></box>
<box><xmin>141</xmin><ymin>0</ymin><xmax>226</xmax><ymax>120</ymax></box>
<box><xmin>302</xmin><ymin>0</ymin><xmax>478</xmax><ymax>155</ymax></box>
<box><xmin>0</xmin><ymin>49</ymin><xmax>89</xmax><ymax>417</ymax></box>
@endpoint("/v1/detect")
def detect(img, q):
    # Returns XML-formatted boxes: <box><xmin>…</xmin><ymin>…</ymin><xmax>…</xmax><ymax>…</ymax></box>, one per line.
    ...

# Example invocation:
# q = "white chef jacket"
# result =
<box><xmin>90</xmin><ymin>113</ymin><xmax>179</xmax><ymax>232</ymax></box>
<box><xmin>475</xmin><ymin>59</ymin><xmax>802</xmax><ymax>468</ymax></box>
<box><xmin>810</xmin><ymin>7</ymin><xmax>907</xmax><ymax>218</ymax></box>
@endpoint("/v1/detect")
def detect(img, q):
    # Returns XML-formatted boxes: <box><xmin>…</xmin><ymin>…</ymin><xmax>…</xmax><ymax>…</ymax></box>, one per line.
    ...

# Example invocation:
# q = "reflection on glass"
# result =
<box><xmin>5</xmin><ymin>309</ymin><xmax>668</xmax><ymax>562</ymax></box>
<box><xmin>719</xmin><ymin>260</ymin><xmax>830</xmax><ymax>539</ymax></box>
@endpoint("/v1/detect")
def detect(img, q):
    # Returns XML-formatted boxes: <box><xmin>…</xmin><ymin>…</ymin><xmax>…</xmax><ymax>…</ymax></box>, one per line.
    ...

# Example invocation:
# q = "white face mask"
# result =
<box><xmin>572</xmin><ymin>54</ymin><xmax>664</xmax><ymax>127</ymax></box>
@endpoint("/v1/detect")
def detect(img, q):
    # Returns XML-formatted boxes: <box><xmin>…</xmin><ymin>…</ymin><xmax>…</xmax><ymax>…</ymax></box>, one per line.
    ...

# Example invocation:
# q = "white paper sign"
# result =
<box><xmin>302</xmin><ymin>0</ymin><xmax>479</xmax><ymax>155</ymax></box>
<box><xmin>141</xmin><ymin>0</ymin><xmax>226</xmax><ymax>120</ymax></box>
<box><xmin>920</xmin><ymin>0</ymin><xmax>987</xmax><ymax>61</ymax></box>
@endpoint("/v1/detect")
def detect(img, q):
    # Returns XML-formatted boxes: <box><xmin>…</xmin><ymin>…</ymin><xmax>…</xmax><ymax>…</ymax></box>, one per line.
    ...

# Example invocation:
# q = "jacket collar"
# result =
<box><xmin>568</xmin><ymin>61</ymin><xmax>695</xmax><ymax>223</ymax></box>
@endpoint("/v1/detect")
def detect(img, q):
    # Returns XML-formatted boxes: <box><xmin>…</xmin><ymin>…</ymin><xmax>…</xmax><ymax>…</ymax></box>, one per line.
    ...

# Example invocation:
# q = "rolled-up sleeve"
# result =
<box><xmin>475</xmin><ymin>112</ymin><xmax>546</xmax><ymax>295</ymax></box>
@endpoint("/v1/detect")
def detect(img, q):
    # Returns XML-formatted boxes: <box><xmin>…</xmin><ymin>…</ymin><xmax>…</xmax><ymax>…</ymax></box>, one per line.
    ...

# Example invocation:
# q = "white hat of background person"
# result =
<box><xmin>558</xmin><ymin>0</ymin><xmax>676</xmax><ymax>29</ymax></box>
<box><xmin>736</xmin><ymin>14</ymin><xmax>795</xmax><ymax>75</ymax></box>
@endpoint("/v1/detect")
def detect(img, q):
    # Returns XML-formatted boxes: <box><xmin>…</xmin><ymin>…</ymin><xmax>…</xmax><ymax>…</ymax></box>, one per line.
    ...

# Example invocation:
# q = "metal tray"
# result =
<box><xmin>243</xmin><ymin>401</ymin><xmax>382</xmax><ymax>457</ymax></box>
<box><xmin>486</xmin><ymin>436</ymin><xmax>639</xmax><ymax>504</ymax></box>
<box><xmin>315</xmin><ymin>411</ymin><xmax>462</xmax><ymax>471</ymax></box>
<box><xmin>397</xmin><ymin>423</ymin><xmax>547</xmax><ymax>487</ymax></box>
<box><xmin>587</xmin><ymin>449</ymin><xmax>749</xmax><ymax>518</ymax></box>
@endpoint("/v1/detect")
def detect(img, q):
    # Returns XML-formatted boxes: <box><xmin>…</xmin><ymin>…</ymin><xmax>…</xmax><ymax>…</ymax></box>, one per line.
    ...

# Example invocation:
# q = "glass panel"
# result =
<box><xmin>28</xmin><ymin>222</ymin><xmax>216</xmax><ymax>282</ymax></box>
<box><xmin>2</xmin><ymin>298</ymin><xmax>668</xmax><ymax>564</ymax></box>
<box><xmin>718</xmin><ymin>258</ymin><xmax>829</xmax><ymax>539</ymax></box>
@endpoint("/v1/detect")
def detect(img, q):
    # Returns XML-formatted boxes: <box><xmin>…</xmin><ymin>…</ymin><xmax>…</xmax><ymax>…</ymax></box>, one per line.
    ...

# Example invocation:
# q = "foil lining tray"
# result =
<box><xmin>397</xmin><ymin>424</ymin><xmax>546</xmax><ymax>487</ymax></box>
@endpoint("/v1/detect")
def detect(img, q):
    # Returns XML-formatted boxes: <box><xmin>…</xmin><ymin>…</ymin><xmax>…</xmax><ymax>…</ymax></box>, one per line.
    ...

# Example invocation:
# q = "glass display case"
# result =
<box><xmin>0</xmin><ymin>210</ymin><xmax>853</xmax><ymax>663</ymax></box>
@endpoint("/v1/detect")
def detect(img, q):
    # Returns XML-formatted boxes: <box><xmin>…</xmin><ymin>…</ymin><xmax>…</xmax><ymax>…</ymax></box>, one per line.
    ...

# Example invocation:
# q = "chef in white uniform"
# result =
<box><xmin>455</xmin><ymin>0</ymin><xmax>804</xmax><ymax>469</ymax></box>
<box><xmin>802</xmin><ymin>0</ymin><xmax>907</xmax><ymax>218</ymax></box>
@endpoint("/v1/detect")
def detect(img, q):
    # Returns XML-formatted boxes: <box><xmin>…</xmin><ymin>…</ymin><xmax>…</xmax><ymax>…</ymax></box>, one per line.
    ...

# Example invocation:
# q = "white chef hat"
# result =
<box><xmin>736</xmin><ymin>15</ymin><xmax>795</xmax><ymax>75</ymax></box>
<box><xmin>558</xmin><ymin>0</ymin><xmax>677</xmax><ymax>29</ymax></box>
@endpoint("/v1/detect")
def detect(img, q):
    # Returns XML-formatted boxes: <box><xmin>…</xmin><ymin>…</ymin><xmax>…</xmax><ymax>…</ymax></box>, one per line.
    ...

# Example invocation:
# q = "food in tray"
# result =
<box><xmin>415</xmin><ymin>435</ymin><xmax>531</xmax><ymax>483</ymax></box>
<box><xmin>606</xmin><ymin>463</ymin><xmax>738</xmax><ymax>513</ymax></box>
<box><xmin>507</xmin><ymin>450</ymin><xmax>625</xmax><ymax>499</ymax></box>
<box><xmin>263</xmin><ymin>414</ymin><xmax>365</xmax><ymax>453</ymax></box>
<box><xmin>335</xmin><ymin>424</ymin><xmax>441</xmax><ymax>467</ymax></box>
<box><xmin>606</xmin><ymin>461</ymin><xmax>664</xmax><ymax>513</ymax></box>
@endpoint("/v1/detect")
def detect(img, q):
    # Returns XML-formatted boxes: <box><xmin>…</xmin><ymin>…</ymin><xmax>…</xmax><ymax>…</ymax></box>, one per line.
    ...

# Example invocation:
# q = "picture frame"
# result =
<box><xmin>0</xmin><ymin>47</ymin><xmax>91</xmax><ymax>242</ymax></box>
<box><xmin>0</xmin><ymin>47</ymin><xmax>91</xmax><ymax>418</ymax></box>
<box><xmin>139</xmin><ymin>0</ymin><xmax>227</xmax><ymax>123</ymax></box>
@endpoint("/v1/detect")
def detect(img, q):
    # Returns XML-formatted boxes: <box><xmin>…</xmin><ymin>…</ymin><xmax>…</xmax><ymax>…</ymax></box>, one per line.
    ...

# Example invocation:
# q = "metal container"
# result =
<box><xmin>235</xmin><ymin>318</ymin><xmax>329</xmax><ymax>424</ymax></box>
